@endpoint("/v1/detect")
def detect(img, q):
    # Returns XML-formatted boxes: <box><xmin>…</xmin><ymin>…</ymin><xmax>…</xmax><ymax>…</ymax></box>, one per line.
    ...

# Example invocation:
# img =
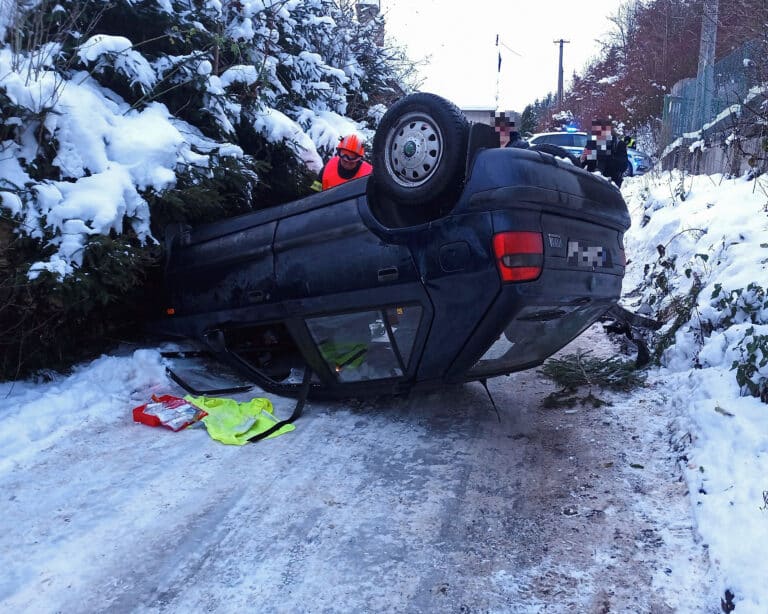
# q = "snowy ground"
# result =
<box><xmin>0</xmin><ymin>326</ymin><xmax>717</xmax><ymax>613</ymax></box>
<box><xmin>2</xmin><ymin>170</ymin><xmax>768</xmax><ymax>612</ymax></box>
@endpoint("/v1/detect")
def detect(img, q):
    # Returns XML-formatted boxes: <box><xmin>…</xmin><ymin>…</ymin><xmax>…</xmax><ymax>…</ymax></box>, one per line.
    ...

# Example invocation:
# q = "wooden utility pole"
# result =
<box><xmin>553</xmin><ymin>39</ymin><xmax>570</xmax><ymax>105</ymax></box>
<box><xmin>691</xmin><ymin>0</ymin><xmax>719</xmax><ymax>130</ymax></box>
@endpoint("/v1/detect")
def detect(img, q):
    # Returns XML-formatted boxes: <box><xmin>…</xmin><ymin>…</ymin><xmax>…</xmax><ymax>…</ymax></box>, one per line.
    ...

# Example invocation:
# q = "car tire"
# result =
<box><xmin>371</xmin><ymin>92</ymin><xmax>469</xmax><ymax>213</ymax></box>
<box><xmin>624</xmin><ymin>164</ymin><xmax>634</xmax><ymax>178</ymax></box>
<box><xmin>529</xmin><ymin>143</ymin><xmax>581</xmax><ymax>167</ymax></box>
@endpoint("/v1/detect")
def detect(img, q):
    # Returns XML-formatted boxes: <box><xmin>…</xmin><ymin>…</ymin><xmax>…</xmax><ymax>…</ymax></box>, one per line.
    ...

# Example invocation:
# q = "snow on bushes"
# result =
<box><xmin>0</xmin><ymin>0</ymin><xmax>401</xmax><ymax>280</ymax></box>
<box><xmin>623</xmin><ymin>171</ymin><xmax>768</xmax><ymax>397</ymax></box>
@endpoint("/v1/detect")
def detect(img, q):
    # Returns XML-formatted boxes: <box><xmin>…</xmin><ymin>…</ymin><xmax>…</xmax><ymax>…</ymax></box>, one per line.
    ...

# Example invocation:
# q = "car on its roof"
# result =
<box><xmin>152</xmin><ymin>93</ymin><xmax>631</xmax><ymax>399</ymax></box>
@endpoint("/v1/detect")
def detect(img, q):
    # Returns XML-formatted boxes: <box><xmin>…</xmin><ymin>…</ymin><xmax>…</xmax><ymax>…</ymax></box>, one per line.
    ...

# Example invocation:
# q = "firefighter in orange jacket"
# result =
<box><xmin>317</xmin><ymin>134</ymin><xmax>372</xmax><ymax>190</ymax></box>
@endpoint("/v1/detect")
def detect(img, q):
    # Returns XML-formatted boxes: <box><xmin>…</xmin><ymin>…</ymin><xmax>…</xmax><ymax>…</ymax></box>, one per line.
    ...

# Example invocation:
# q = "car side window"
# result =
<box><xmin>549</xmin><ymin>134</ymin><xmax>570</xmax><ymax>146</ymax></box>
<box><xmin>306</xmin><ymin>305</ymin><xmax>422</xmax><ymax>382</ymax></box>
<box><xmin>386</xmin><ymin>305</ymin><xmax>420</xmax><ymax>366</ymax></box>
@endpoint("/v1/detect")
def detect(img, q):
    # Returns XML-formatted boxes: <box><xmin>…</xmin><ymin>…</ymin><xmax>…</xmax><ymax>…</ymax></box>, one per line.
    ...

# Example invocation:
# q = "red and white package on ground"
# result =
<box><xmin>132</xmin><ymin>394</ymin><xmax>207</xmax><ymax>432</ymax></box>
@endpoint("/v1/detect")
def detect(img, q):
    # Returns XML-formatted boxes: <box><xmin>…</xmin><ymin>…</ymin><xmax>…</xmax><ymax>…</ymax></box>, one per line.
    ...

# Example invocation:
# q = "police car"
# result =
<box><xmin>626</xmin><ymin>147</ymin><xmax>653</xmax><ymax>176</ymax></box>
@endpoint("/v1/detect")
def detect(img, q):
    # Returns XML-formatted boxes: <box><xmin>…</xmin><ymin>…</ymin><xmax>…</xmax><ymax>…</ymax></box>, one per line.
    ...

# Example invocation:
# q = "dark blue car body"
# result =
<box><xmin>155</xmin><ymin>137</ymin><xmax>630</xmax><ymax>399</ymax></box>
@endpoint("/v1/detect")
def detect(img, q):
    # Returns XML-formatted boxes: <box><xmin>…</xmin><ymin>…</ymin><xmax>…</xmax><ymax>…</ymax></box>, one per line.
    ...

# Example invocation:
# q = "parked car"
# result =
<box><xmin>153</xmin><ymin>93</ymin><xmax>630</xmax><ymax>399</ymax></box>
<box><xmin>626</xmin><ymin>147</ymin><xmax>653</xmax><ymax>176</ymax></box>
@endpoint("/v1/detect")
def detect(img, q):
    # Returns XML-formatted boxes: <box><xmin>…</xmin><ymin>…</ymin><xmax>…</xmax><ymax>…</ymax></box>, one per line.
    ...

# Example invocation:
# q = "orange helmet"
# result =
<box><xmin>337</xmin><ymin>134</ymin><xmax>365</xmax><ymax>157</ymax></box>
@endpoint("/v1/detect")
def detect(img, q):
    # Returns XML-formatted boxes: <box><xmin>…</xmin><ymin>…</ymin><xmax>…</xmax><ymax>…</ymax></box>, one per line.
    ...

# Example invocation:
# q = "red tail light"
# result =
<box><xmin>492</xmin><ymin>231</ymin><xmax>544</xmax><ymax>282</ymax></box>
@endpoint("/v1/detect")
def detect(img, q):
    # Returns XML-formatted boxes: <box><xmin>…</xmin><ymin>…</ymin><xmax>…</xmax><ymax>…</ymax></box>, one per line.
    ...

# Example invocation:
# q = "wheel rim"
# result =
<box><xmin>384</xmin><ymin>111</ymin><xmax>444</xmax><ymax>188</ymax></box>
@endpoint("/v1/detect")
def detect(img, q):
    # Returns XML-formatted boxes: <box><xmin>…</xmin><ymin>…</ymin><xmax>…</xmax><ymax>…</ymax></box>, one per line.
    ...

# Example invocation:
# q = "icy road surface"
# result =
<box><xmin>0</xmin><ymin>327</ymin><xmax>716</xmax><ymax>612</ymax></box>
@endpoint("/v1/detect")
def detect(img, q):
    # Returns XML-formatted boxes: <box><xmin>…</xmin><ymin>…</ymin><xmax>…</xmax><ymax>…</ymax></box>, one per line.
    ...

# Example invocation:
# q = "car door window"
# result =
<box><xmin>306</xmin><ymin>305</ymin><xmax>422</xmax><ymax>382</ymax></box>
<box><xmin>386</xmin><ymin>305</ymin><xmax>420</xmax><ymax>366</ymax></box>
<box><xmin>224</xmin><ymin>322</ymin><xmax>317</xmax><ymax>384</ymax></box>
<box><xmin>549</xmin><ymin>134</ymin><xmax>570</xmax><ymax>146</ymax></box>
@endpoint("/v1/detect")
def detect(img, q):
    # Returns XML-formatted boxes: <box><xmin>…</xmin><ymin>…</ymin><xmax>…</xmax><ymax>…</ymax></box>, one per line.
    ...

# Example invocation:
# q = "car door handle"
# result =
<box><xmin>377</xmin><ymin>267</ymin><xmax>399</xmax><ymax>282</ymax></box>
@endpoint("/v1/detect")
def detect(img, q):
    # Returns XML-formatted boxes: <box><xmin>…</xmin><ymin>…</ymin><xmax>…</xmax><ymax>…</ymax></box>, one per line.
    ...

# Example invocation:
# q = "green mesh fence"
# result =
<box><xmin>662</xmin><ymin>38</ymin><xmax>765</xmax><ymax>146</ymax></box>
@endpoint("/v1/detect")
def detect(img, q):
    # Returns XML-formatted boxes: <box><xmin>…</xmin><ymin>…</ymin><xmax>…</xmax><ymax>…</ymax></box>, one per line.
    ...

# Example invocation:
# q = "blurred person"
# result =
<box><xmin>493</xmin><ymin>110</ymin><xmax>512</xmax><ymax>147</ymax></box>
<box><xmin>493</xmin><ymin>111</ymin><xmax>529</xmax><ymax>149</ymax></box>
<box><xmin>580</xmin><ymin>120</ymin><xmax>628</xmax><ymax>187</ymax></box>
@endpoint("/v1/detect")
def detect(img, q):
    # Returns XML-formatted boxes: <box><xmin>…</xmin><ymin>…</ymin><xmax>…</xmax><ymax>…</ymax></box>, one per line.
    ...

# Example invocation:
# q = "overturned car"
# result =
<box><xmin>153</xmin><ymin>93</ymin><xmax>631</xmax><ymax>399</ymax></box>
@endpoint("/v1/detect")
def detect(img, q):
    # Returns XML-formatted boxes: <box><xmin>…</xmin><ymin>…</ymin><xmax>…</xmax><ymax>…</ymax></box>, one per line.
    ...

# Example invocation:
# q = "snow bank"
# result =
<box><xmin>623</xmin><ymin>171</ymin><xmax>768</xmax><ymax>613</ymax></box>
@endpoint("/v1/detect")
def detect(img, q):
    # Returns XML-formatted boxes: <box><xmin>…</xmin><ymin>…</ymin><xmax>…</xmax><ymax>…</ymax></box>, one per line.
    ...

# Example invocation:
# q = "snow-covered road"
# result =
<box><xmin>0</xmin><ymin>326</ymin><xmax>717</xmax><ymax>613</ymax></box>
